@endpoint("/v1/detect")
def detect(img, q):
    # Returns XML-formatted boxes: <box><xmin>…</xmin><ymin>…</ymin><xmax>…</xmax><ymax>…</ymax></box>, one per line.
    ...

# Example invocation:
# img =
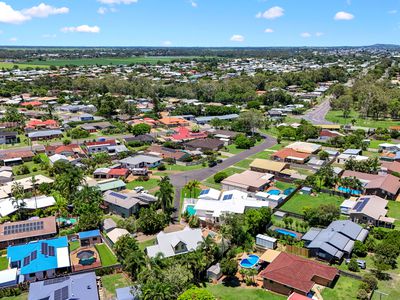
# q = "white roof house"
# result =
<box><xmin>107</xmin><ymin>228</ymin><xmax>130</xmax><ymax>244</ymax></box>
<box><xmin>285</xmin><ymin>142</ymin><xmax>321</xmax><ymax>154</ymax></box>
<box><xmin>146</xmin><ymin>227</ymin><xmax>203</xmax><ymax>258</ymax></box>
<box><xmin>49</xmin><ymin>154</ymin><xmax>69</xmax><ymax>165</ymax></box>
<box><xmin>0</xmin><ymin>268</ymin><xmax>18</xmax><ymax>288</ymax></box>
<box><xmin>198</xmin><ymin>188</ymin><xmax>221</xmax><ymax>201</ymax></box>
<box><xmin>0</xmin><ymin>175</ymin><xmax>54</xmax><ymax>199</ymax></box>
<box><xmin>0</xmin><ymin>196</ymin><xmax>56</xmax><ymax>217</ymax></box>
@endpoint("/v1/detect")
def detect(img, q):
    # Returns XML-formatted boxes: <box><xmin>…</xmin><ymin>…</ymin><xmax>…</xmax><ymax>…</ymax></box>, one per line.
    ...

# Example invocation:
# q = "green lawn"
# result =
<box><xmin>234</xmin><ymin>158</ymin><xmax>253</xmax><ymax>169</ymax></box>
<box><xmin>102</xmin><ymin>273</ymin><xmax>132</xmax><ymax>296</ymax></box>
<box><xmin>326</xmin><ymin>110</ymin><xmax>400</xmax><ymax>128</ymax></box>
<box><xmin>166</xmin><ymin>163</ymin><xmax>205</xmax><ymax>172</ymax></box>
<box><xmin>138</xmin><ymin>238</ymin><xmax>156</xmax><ymax>251</ymax></box>
<box><xmin>95</xmin><ymin>244</ymin><xmax>118</xmax><ymax>267</ymax></box>
<box><xmin>280</xmin><ymin>192</ymin><xmax>344</xmax><ymax>215</ymax></box>
<box><xmin>126</xmin><ymin>178</ymin><xmax>160</xmax><ymax>191</ymax></box>
<box><xmin>69</xmin><ymin>241</ymin><xmax>80</xmax><ymax>252</ymax></box>
<box><xmin>387</xmin><ymin>201</ymin><xmax>400</xmax><ymax>227</ymax></box>
<box><xmin>224</xmin><ymin>144</ymin><xmax>247</xmax><ymax>155</ymax></box>
<box><xmin>206</xmin><ymin>284</ymin><xmax>285</xmax><ymax>300</ymax></box>
<box><xmin>368</xmin><ymin>139</ymin><xmax>391</xmax><ymax>149</ymax></box>
<box><xmin>274</xmin><ymin>181</ymin><xmax>296</xmax><ymax>191</ymax></box>
<box><xmin>322</xmin><ymin>276</ymin><xmax>360</xmax><ymax>300</ymax></box>
<box><xmin>12</xmin><ymin>161</ymin><xmax>49</xmax><ymax>180</ymax></box>
<box><xmin>0</xmin><ymin>61</ymin><xmax>49</xmax><ymax>69</ymax></box>
<box><xmin>1</xmin><ymin>295</ymin><xmax>28</xmax><ymax>300</ymax></box>
<box><xmin>372</xmin><ymin>276</ymin><xmax>400</xmax><ymax>300</ymax></box>
<box><xmin>0</xmin><ymin>256</ymin><xmax>8</xmax><ymax>271</ymax></box>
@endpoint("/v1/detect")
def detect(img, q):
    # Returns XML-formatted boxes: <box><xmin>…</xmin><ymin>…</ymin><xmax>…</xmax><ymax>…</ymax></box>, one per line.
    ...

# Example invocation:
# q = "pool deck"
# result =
<box><xmin>70</xmin><ymin>246</ymin><xmax>101</xmax><ymax>272</ymax></box>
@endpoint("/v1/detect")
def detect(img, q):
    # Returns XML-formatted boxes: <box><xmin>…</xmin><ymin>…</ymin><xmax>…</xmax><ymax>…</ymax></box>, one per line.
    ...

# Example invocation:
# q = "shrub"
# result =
<box><xmin>361</xmin><ymin>274</ymin><xmax>378</xmax><ymax>292</ymax></box>
<box><xmin>214</xmin><ymin>171</ymin><xmax>228</xmax><ymax>183</ymax></box>
<box><xmin>137</xmin><ymin>175</ymin><xmax>150</xmax><ymax>182</ymax></box>
<box><xmin>220</xmin><ymin>257</ymin><xmax>238</xmax><ymax>277</ymax></box>
<box><xmin>357</xmin><ymin>289</ymin><xmax>369</xmax><ymax>300</ymax></box>
<box><xmin>348</xmin><ymin>258</ymin><xmax>360</xmax><ymax>272</ymax></box>
<box><xmin>157</xmin><ymin>164</ymin><xmax>166</xmax><ymax>171</ymax></box>
<box><xmin>353</xmin><ymin>240</ymin><xmax>368</xmax><ymax>257</ymax></box>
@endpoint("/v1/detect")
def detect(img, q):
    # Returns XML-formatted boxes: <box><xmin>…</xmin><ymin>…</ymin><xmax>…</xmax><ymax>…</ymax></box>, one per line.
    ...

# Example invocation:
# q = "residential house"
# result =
<box><xmin>158</xmin><ymin>117</ymin><xmax>190</xmax><ymax>128</ymax></box>
<box><xmin>380</xmin><ymin>161</ymin><xmax>400</xmax><ymax>175</ymax></box>
<box><xmin>250</xmin><ymin>159</ymin><xmax>289</xmax><ymax>175</ymax></box>
<box><xmin>0</xmin><ymin>150</ymin><xmax>35</xmax><ymax>166</ymax></box>
<box><xmin>0</xmin><ymin>131</ymin><xmax>18</xmax><ymax>145</ymax></box>
<box><xmin>103</xmin><ymin>190</ymin><xmax>157</xmax><ymax>217</ymax></box>
<box><xmin>194</xmin><ymin>114</ymin><xmax>239</xmax><ymax>125</ymax></box>
<box><xmin>271</xmin><ymin>148</ymin><xmax>311</xmax><ymax>164</ymax></box>
<box><xmin>302</xmin><ymin>220</ymin><xmax>369</xmax><ymax>262</ymax></box>
<box><xmin>0</xmin><ymin>175</ymin><xmax>54</xmax><ymax>199</ymax></box>
<box><xmin>341</xmin><ymin>170</ymin><xmax>400</xmax><ymax>200</ymax></box>
<box><xmin>184</xmin><ymin>138</ymin><xmax>224</xmax><ymax>151</ymax></box>
<box><xmin>259</xmin><ymin>252</ymin><xmax>338</xmax><ymax>296</ymax></box>
<box><xmin>7</xmin><ymin>236</ymin><xmax>70</xmax><ymax>282</ymax></box>
<box><xmin>336</xmin><ymin>153</ymin><xmax>369</xmax><ymax>164</ymax></box>
<box><xmin>96</xmin><ymin>179</ymin><xmax>126</xmax><ymax>193</ymax></box>
<box><xmin>146</xmin><ymin>227</ymin><xmax>203</xmax><ymax>258</ymax></box>
<box><xmin>25</xmin><ymin>119</ymin><xmax>59</xmax><ymax>132</ymax></box>
<box><xmin>349</xmin><ymin>195</ymin><xmax>394</xmax><ymax>228</ymax></box>
<box><xmin>27</xmin><ymin>130</ymin><xmax>63</xmax><ymax>141</ymax></box>
<box><xmin>0</xmin><ymin>216</ymin><xmax>57</xmax><ymax>249</ymax></box>
<box><xmin>103</xmin><ymin>218</ymin><xmax>117</xmax><ymax>233</ymax></box>
<box><xmin>85</xmin><ymin>140</ymin><xmax>117</xmax><ymax>155</ymax></box>
<box><xmin>124</xmin><ymin>134</ymin><xmax>155</xmax><ymax>144</ymax></box>
<box><xmin>28</xmin><ymin>272</ymin><xmax>99</xmax><ymax>300</ymax></box>
<box><xmin>0</xmin><ymin>166</ymin><xmax>13</xmax><ymax>184</ymax></box>
<box><xmin>0</xmin><ymin>195</ymin><xmax>56</xmax><ymax>217</ymax></box>
<box><xmin>147</xmin><ymin>144</ymin><xmax>190</xmax><ymax>162</ymax></box>
<box><xmin>119</xmin><ymin>155</ymin><xmax>162</xmax><ymax>170</ymax></box>
<box><xmin>78</xmin><ymin>230</ymin><xmax>102</xmax><ymax>247</ymax></box>
<box><xmin>0</xmin><ymin>269</ymin><xmax>18</xmax><ymax>288</ymax></box>
<box><xmin>107</xmin><ymin>228</ymin><xmax>130</xmax><ymax>246</ymax></box>
<box><xmin>170</xmin><ymin>126</ymin><xmax>207</xmax><ymax>141</ymax></box>
<box><xmin>221</xmin><ymin>170</ymin><xmax>274</xmax><ymax>193</ymax></box>
<box><xmin>285</xmin><ymin>142</ymin><xmax>321</xmax><ymax>154</ymax></box>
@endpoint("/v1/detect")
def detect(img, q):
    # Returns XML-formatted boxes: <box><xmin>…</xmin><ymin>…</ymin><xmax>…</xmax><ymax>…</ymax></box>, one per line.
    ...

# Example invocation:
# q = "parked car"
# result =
<box><xmin>208</xmin><ymin>161</ymin><xmax>217</xmax><ymax>167</ymax></box>
<box><xmin>134</xmin><ymin>186</ymin><xmax>144</xmax><ymax>192</ymax></box>
<box><xmin>345</xmin><ymin>259</ymin><xmax>366</xmax><ymax>269</ymax></box>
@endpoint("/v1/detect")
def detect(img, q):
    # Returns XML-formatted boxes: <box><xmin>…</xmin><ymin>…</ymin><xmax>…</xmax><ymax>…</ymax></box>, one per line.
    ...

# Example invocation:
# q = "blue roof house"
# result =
<box><xmin>7</xmin><ymin>236</ymin><xmax>70</xmax><ymax>282</ymax></box>
<box><xmin>78</xmin><ymin>229</ymin><xmax>102</xmax><ymax>247</ymax></box>
<box><xmin>28</xmin><ymin>272</ymin><xmax>99</xmax><ymax>300</ymax></box>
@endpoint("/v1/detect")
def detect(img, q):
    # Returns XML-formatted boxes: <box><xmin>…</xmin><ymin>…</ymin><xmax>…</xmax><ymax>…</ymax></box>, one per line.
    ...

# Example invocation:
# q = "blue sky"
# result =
<box><xmin>0</xmin><ymin>0</ymin><xmax>399</xmax><ymax>47</ymax></box>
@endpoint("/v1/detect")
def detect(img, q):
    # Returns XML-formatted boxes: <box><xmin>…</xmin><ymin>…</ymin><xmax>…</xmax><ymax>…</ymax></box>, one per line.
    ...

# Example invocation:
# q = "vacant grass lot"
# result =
<box><xmin>206</xmin><ymin>284</ymin><xmax>285</xmax><ymax>300</ymax></box>
<box><xmin>322</xmin><ymin>276</ymin><xmax>360</xmax><ymax>300</ymax></box>
<box><xmin>102</xmin><ymin>273</ymin><xmax>132</xmax><ymax>297</ymax></box>
<box><xmin>126</xmin><ymin>178</ymin><xmax>160</xmax><ymax>191</ymax></box>
<box><xmin>95</xmin><ymin>244</ymin><xmax>118</xmax><ymax>267</ymax></box>
<box><xmin>280</xmin><ymin>192</ymin><xmax>344</xmax><ymax>215</ymax></box>
<box><xmin>326</xmin><ymin>110</ymin><xmax>400</xmax><ymax>128</ymax></box>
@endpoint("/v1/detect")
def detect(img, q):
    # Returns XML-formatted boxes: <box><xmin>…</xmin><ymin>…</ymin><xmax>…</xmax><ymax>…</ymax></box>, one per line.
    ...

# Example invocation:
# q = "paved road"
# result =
<box><xmin>170</xmin><ymin>134</ymin><xmax>277</xmax><ymax>218</ymax></box>
<box><xmin>299</xmin><ymin>98</ymin><xmax>333</xmax><ymax>125</ymax></box>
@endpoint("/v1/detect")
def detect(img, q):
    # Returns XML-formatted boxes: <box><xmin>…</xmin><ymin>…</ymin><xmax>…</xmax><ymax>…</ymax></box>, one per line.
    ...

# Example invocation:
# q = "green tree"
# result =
<box><xmin>178</xmin><ymin>288</ymin><xmax>216</xmax><ymax>300</ymax></box>
<box><xmin>237</xmin><ymin>109</ymin><xmax>265</xmax><ymax>135</ymax></box>
<box><xmin>73</xmin><ymin>186</ymin><xmax>104</xmax><ymax>231</ymax></box>
<box><xmin>220</xmin><ymin>257</ymin><xmax>238</xmax><ymax>277</ymax></box>
<box><xmin>348</xmin><ymin>258</ymin><xmax>360</xmax><ymax>272</ymax></box>
<box><xmin>214</xmin><ymin>171</ymin><xmax>228</xmax><ymax>183</ymax></box>
<box><xmin>155</xmin><ymin>176</ymin><xmax>174</xmax><ymax>211</ymax></box>
<box><xmin>137</xmin><ymin>206</ymin><xmax>168</xmax><ymax>234</ymax></box>
<box><xmin>184</xmin><ymin>180</ymin><xmax>201</xmax><ymax>198</ymax></box>
<box><xmin>131</xmin><ymin>123</ymin><xmax>151</xmax><ymax>136</ymax></box>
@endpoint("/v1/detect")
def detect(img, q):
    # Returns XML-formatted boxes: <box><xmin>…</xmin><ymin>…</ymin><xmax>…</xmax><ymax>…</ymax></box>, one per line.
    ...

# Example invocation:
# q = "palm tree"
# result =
<box><xmin>11</xmin><ymin>182</ymin><xmax>25</xmax><ymax>220</ymax></box>
<box><xmin>184</xmin><ymin>179</ymin><xmax>201</xmax><ymax>198</ymax></box>
<box><xmin>51</xmin><ymin>191</ymin><xmax>68</xmax><ymax>217</ymax></box>
<box><xmin>155</xmin><ymin>176</ymin><xmax>174</xmax><ymax>211</ymax></box>
<box><xmin>31</xmin><ymin>175</ymin><xmax>39</xmax><ymax>209</ymax></box>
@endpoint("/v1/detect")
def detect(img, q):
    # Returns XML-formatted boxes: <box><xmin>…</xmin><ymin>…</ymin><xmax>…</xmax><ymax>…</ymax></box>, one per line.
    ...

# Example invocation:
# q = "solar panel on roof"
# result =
<box><xmin>356</xmin><ymin>198</ymin><xmax>370</xmax><ymax>212</ymax></box>
<box><xmin>3</xmin><ymin>221</ymin><xmax>44</xmax><ymax>235</ymax></box>
<box><xmin>44</xmin><ymin>277</ymin><xmax>69</xmax><ymax>286</ymax></box>
<box><xmin>353</xmin><ymin>202</ymin><xmax>362</xmax><ymax>211</ymax></box>
<box><xmin>54</xmin><ymin>286</ymin><xmax>69</xmax><ymax>300</ymax></box>
<box><xmin>42</xmin><ymin>242</ymin><xmax>48</xmax><ymax>255</ymax></box>
<box><xmin>48</xmin><ymin>246</ymin><xmax>55</xmax><ymax>256</ymax></box>
<box><xmin>109</xmin><ymin>191</ymin><xmax>127</xmax><ymax>200</ymax></box>
<box><xmin>223</xmin><ymin>194</ymin><xmax>233</xmax><ymax>200</ymax></box>
<box><xmin>199</xmin><ymin>189</ymin><xmax>210</xmax><ymax>196</ymax></box>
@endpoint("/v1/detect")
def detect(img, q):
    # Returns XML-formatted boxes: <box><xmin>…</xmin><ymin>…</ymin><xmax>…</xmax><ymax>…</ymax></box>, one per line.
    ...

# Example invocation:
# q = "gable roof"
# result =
<box><xmin>342</xmin><ymin>170</ymin><xmax>400</xmax><ymax>195</ymax></box>
<box><xmin>272</xmin><ymin>148</ymin><xmax>310</xmax><ymax>160</ymax></box>
<box><xmin>103</xmin><ymin>190</ymin><xmax>156</xmax><ymax>209</ymax></box>
<box><xmin>259</xmin><ymin>252</ymin><xmax>338</xmax><ymax>294</ymax></box>
<box><xmin>221</xmin><ymin>170</ymin><xmax>274</xmax><ymax>190</ymax></box>
<box><xmin>250</xmin><ymin>159</ymin><xmax>287</xmax><ymax>172</ymax></box>
<box><xmin>0</xmin><ymin>216</ymin><xmax>56</xmax><ymax>242</ymax></box>
<box><xmin>349</xmin><ymin>195</ymin><xmax>390</xmax><ymax>221</ymax></box>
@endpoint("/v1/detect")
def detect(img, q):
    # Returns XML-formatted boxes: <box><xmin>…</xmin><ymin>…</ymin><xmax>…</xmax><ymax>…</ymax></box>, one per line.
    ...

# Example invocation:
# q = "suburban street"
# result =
<box><xmin>299</xmin><ymin>98</ymin><xmax>333</xmax><ymax>125</ymax></box>
<box><xmin>170</xmin><ymin>134</ymin><xmax>277</xmax><ymax>218</ymax></box>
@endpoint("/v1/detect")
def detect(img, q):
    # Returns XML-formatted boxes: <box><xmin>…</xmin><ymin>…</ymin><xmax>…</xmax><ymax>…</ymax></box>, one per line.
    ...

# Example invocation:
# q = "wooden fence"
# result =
<box><xmin>285</xmin><ymin>245</ymin><xmax>310</xmax><ymax>257</ymax></box>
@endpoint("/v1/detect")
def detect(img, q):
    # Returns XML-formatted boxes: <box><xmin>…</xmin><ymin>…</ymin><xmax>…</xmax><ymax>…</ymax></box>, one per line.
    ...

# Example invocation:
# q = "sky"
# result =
<box><xmin>0</xmin><ymin>0</ymin><xmax>399</xmax><ymax>47</ymax></box>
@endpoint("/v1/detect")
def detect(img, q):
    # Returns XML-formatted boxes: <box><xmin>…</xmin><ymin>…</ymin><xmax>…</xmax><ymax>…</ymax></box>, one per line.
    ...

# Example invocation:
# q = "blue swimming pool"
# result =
<box><xmin>239</xmin><ymin>254</ymin><xmax>260</xmax><ymax>268</ymax></box>
<box><xmin>284</xmin><ymin>188</ymin><xmax>295</xmax><ymax>195</ymax></box>
<box><xmin>275</xmin><ymin>228</ymin><xmax>297</xmax><ymax>238</ymax></box>
<box><xmin>186</xmin><ymin>205</ymin><xmax>196</xmax><ymax>216</ymax></box>
<box><xmin>268</xmin><ymin>189</ymin><xmax>281</xmax><ymax>195</ymax></box>
<box><xmin>338</xmin><ymin>186</ymin><xmax>361</xmax><ymax>195</ymax></box>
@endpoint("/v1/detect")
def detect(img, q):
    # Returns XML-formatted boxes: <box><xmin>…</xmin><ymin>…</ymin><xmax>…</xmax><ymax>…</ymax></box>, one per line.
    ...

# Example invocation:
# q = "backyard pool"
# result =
<box><xmin>338</xmin><ymin>186</ymin><xmax>361</xmax><ymax>195</ymax></box>
<box><xmin>239</xmin><ymin>254</ymin><xmax>260</xmax><ymax>269</ymax></box>
<box><xmin>284</xmin><ymin>188</ymin><xmax>295</xmax><ymax>195</ymax></box>
<box><xmin>274</xmin><ymin>228</ymin><xmax>297</xmax><ymax>238</ymax></box>
<box><xmin>186</xmin><ymin>205</ymin><xmax>196</xmax><ymax>216</ymax></box>
<box><xmin>267</xmin><ymin>189</ymin><xmax>281</xmax><ymax>195</ymax></box>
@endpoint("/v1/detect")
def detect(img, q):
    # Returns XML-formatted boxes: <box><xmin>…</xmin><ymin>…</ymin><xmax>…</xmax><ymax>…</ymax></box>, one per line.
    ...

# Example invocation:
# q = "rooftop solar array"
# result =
<box><xmin>354</xmin><ymin>198</ymin><xmax>370</xmax><ymax>212</ymax></box>
<box><xmin>43</xmin><ymin>277</ymin><xmax>70</xmax><ymax>286</ymax></box>
<box><xmin>199</xmin><ymin>189</ymin><xmax>210</xmax><ymax>196</ymax></box>
<box><xmin>4</xmin><ymin>221</ymin><xmax>44</xmax><ymax>235</ymax></box>
<box><xmin>223</xmin><ymin>194</ymin><xmax>233</xmax><ymax>201</ymax></box>
<box><xmin>54</xmin><ymin>286</ymin><xmax>69</xmax><ymax>300</ymax></box>
<box><xmin>109</xmin><ymin>191</ymin><xmax>127</xmax><ymax>200</ymax></box>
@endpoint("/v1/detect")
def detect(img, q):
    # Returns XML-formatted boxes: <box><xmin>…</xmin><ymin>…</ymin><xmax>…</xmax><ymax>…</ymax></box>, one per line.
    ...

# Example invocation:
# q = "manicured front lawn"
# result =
<box><xmin>280</xmin><ymin>192</ymin><xmax>344</xmax><ymax>215</ymax></box>
<box><xmin>224</xmin><ymin>144</ymin><xmax>246</xmax><ymax>155</ymax></box>
<box><xmin>234</xmin><ymin>158</ymin><xmax>253</xmax><ymax>169</ymax></box>
<box><xmin>12</xmin><ymin>161</ymin><xmax>49</xmax><ymax>180</ymax></box>
<box><xmin>126</xmin><ymin>179</ymin><xmax>160</xmax><ymax>191</ymax></box>
<box><xmin>274</xmin><ymin>181</ymin><xmax>296</xmax><ymax>191</ymax></box>
<box><xmin>206</xmin><ymin>284</ymin><xmax>285</xmax><ymax>300</ymax></box>
<box><xmin>95</xmin><ymin>244</ymin><xmax>118</xmax><ymax>267</ymax></box>
<box><xmin>322</xmin><ymin>276</ymin><xmax>360</xmax><ymax>300</ymax></box>
<box><xmin>102</xmin><ymin>273</ymin><xmax>132</xmax><ymax>297</ymax></box>
<box><xmin>138</xmin><ymin>238</ymin><xmax>156</xmax><ymax>251</ymax></box>
<box><xmin>167</xmin><ymin>163</ymin><xmax>205</xmax><ymax>171</ymax></box>
<box><xmin>69</xmin><ymin>240</ymin><xmax>80</xmax><ymax>252</ymax></box>
<box><xmin>368</xmin><ymin>139</ymin><xmax>391</xmax><ymax>149</ymax></box>
<box><xmin>387</xmin><ymin>201</ymin><xmax>400</xmax><ymax>227</ymax></box>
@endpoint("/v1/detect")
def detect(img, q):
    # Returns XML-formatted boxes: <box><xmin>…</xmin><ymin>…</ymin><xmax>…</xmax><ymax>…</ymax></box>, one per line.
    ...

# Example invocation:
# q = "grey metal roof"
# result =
<box><xmin>119</xmin><ymin>155</ymin><xmax>161</xmax><ymax>165</ymax></box>
<box><xmin>28</xmin><ymin>130</ymin><xmax>62</xmax><ymax>138</ymax></box>
<box><xmin>327</xmin><ymin>220</ymin><xmax>365</xmax><ymax>241</ymax></box>
<box><xmin>301</xmin><ymin>228</ymin><xmax>321</xmax><ymax>242</ymax></box>
<box><xmin>195</xmin><ymin>114</ymin><xmax>239</xmax><ymax>123</ymax></box>
<box><xmin>28</xmin><ymin>272</ymin><xmax>98</xmax><ymax>300</ymax></box>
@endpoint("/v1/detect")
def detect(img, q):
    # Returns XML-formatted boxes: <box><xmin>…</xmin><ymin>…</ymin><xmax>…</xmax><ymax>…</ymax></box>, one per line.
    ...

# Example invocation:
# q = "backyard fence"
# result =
<box><xmin>273</xmin><ymin>185</ymin><xmax>301</xmax><ymax>213</ymax></box>
<box><xmin>338</xmin><ymin>270</ymin><xmax>363</xmax><ymax>280</ymax></box>
<box><xmin>285</xmin><ymin>245</ymin><xmax>310</xmax><ymax>257</ymax></box>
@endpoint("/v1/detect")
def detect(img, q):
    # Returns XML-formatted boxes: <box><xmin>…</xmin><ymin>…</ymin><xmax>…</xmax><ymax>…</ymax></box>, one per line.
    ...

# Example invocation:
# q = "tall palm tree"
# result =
<box><xmin>11</xmin><ymin>182</ymin><xmax>25</xmax><ymax>220</ymax></box>
<box><xmin>31</xmin><ymin>175</ymin><xmax>39</xmax><ymax>209</ymax></box>
<box><xmin>184</xmin><ymin>179</ymin><xmax>201</xmax><ymax>198</ymax></box>
<box><xmin>155</xmin><ymin>176</ymin><xmax>174</xmax><ymax>211</ymax></box>
<box><xmin>51</xmin><ymin>191</ymin><xmax>68</xmax><ymax>218</ymax></box>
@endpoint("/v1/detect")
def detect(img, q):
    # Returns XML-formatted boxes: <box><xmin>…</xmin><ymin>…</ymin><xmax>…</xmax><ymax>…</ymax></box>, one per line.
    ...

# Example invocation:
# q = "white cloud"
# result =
<box><xmin>0</xmin><ymin>2</ymin><xmax>31</xmax><ymax>24</ymax></box>
<box><xmin>97</xmin><ymin>7</ymin><xmax>107</xmax><ymax>14</ymax></box>
<box><xmin>61</xmin><ymin>25</ymin><xmax>100</xmax><ymax>33</ymax></box>
<box><xmin>22</xmin><ymin>3</ymin><xmax>69</xmax><ymax>18</ymax></box>
<box><xmin>388</xmin><ymin>10</ymin><xmax>397</xmax><ymax>14</ymax></box>
<box><xmin>300</xmin><ymin>32</ymin><xmax>311</xmax><ymax>38</ymax></box>
<box><xmin>97</xmin><ymin>0</ymin><xmax>137</xmax><ymax>4</ymax></box>
<box><xmin>334</xmin><ymin>11</ymin><xmax>354</xmax><ymax>20</ymax></box>
<box><xmin>9</xmin><ymin>37</ymin><xmax>17</xmax><ymax>42</ymax></box>
<box><xmin>315</xmin><ymin>32</ymin><xmax>324</xmax><ymax>37</ymax></box>
<box><xmin>264</xmin><ymin>28</ymin><xmax>274</xmax><ymax>33</ymax></box>
<box><xmin>162</xmin><ymin>40</ymin><xmax>172</xmax><ymax>46</ymax></box>
<box><xmin>230</xmin><ymin>34</ymin><xmax>244</xmax><ymax>42</ymax></box>
<box><xmin>190</xmin><ymin>1</ymin><xmax>197</xmax><ymax>8</ymax></box>
<box><xmin>256</xmin><ymin>6</ymin><xmax>284</xmax><ymax>19</ymax></box>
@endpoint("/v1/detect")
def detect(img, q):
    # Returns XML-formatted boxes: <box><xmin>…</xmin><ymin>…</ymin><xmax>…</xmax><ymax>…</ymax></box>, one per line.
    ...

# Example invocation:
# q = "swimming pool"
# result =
<box><xmin>338</xmin><ymin>186</ymin><xmax>361</xmax><ymax>195</ymax></box>
<box><xmin>57</xmin><ymin>217</ymin><xmax>77</xmax><ymax>225</ymax></box>
<box><xmin>186</xmin><ymin>205</ymin><xmax>196</xmax><ymax>216</ymax></box>
<box><xmin>275</xmin><ymin>228</ymin><xmax>297</xmax><ymax>238</ymax></box>
<box><xmin>284</xmin><ymin>188</ymin><xmax>295</xmax><ymax>195</ymax></box>
<box><xmin>267</xmin><ymin>189</ymin><xmax>281</xmax><ymax>195</ymax></box>
<box><xmin>239</xmin><ymin>254</ymin><xmax>260</xmax><ymax>268</ymax></box>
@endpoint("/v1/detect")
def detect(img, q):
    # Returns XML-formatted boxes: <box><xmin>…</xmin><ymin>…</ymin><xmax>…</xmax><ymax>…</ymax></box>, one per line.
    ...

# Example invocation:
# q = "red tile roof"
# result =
<box><xmin>288</xmin><ymin>293</ymin><xmax>311</xmax><ymax>300</ymax></box>
<box><xmin>171</xmin><ymin>127</ymin><xmax>207</xmax><ymax>141</ymax></box>
<box><xmin>26</xmin><ymin>119</ymin><xmax>58</xmax><ymax>129</ymax></box>
<box><xmin>108</xmin><ymin>168</ymin><xmax>129</xmax><ymax>176</ymax></box>
<box><xmin>272</xmin><ymin>148</ymin><xmax>311</xmax><ymax>160</ymax></box>
<box><xmin>21</xmin><ymin>101</ymin><xmax>42</xmax><ymax>107</ymax></box>
<box><xmin>85</xmin><ymin>139</ymin><xmax>116</xmax><ymax>146</ymax></box>
<box><xmin>259</xmin><ymin>252</ymin><xmax>338</xmax><ymax>294</ymax></box>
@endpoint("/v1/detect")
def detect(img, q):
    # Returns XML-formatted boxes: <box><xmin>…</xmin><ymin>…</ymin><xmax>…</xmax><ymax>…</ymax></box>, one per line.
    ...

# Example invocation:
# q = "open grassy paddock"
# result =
<box><xmin>325</xmin><ymin>110</ymin><xmax>400</xmax><ymax>128</ymax></box>
<box><xmin>321</xmin><ymin>276</ymin><xmax>360</xmax><ymax>300</ymax></box>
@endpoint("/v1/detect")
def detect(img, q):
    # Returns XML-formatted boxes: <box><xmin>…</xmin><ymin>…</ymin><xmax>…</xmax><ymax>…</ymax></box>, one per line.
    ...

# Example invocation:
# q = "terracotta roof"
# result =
<box><xmin>381</xmin><ymin>161</ymin><xmax>400</xmax><ymax>174</ymax></box>
<box><xmin>158</xmin><ymin>117</ymin><xmax>189</xmax><ymax>126</ymax></box>
<box><xmin>0</xmin><ymin>150</ymin><xmax>34</xmax><ymax>160</ymax></box>
<box><xmin>171</xmin><ymin>127</ymin><xmax>207</xmax><ymax>141</ymax></box>
<box><xmin>21</xmin><ymin>101</ymin><xmax>42</xmax><ymax>107</ymax></box>
<box><xmin>342</xmin><ymin>170</ymin><xmax>400</xmax><ymax>195</ymax></box>
<box><xmin>259</xmin><ymin>252</ymin><xmax>338</xmax><ymax>294</ymax></box>
<box><xmin>272</xmin><ymin>148</ymin><xmax>310</xmax><ymax>160</ymax></box>
<box><xmin>108</xmin><ymin>168</ymin><xmax>129</xmax><ymax>176</ymax></box>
